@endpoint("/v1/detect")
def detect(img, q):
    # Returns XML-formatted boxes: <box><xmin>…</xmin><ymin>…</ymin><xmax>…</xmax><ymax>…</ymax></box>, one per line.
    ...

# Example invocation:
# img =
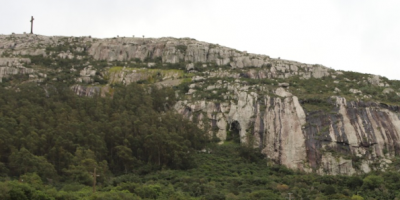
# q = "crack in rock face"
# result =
<box><xmin>176</xmin><ymin>87</ymin><xmax>400</xmax><ymax>175</ymax></box>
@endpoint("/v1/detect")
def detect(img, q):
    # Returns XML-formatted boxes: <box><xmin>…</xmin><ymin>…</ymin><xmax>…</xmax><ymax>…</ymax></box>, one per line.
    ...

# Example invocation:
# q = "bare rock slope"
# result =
<box><xmin>1</xmin><ymin>33</ymin><xmax>399</xmax><ymax>175</ymax></box>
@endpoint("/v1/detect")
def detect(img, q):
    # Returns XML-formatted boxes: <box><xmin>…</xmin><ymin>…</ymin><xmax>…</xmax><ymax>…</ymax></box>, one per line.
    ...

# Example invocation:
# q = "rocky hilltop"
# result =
<box><xmin>1</xmin><ymin>33</ymin><xmax>400</xmax><ymax>175</ymax></box>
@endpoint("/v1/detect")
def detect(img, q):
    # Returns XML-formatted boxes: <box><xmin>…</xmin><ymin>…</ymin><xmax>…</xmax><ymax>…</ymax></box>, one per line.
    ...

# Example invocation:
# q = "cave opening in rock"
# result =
<box><xmin>227</xmin><ymin>121</ymin><xmax>241</xmax><ymax>143</ymax></box>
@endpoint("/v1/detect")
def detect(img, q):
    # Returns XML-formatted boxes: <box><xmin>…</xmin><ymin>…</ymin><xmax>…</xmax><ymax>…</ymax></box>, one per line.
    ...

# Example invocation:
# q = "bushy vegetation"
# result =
<box><xmin>175</xmin><ymin>45</ymin><xmax>188</xmax><ymax>53</ymax></box>
<box><xmin>2</xmin><ymin>35</ymin><xmax>400</xmax><ymax>200</ymax></box>
<box><xmin>0</xmin><ymin>82</ymin><xmax>399</xmax><ymax>199</ymax></box>
<box><xmin>2</xmin><ymin>141</ymin><xmax>400</xmax><ymax>199</ymax></box>
<box><xmin>108</xmin><ymin>67</ymin><xmax>184</xmax><ymax>82</ymax></box>
<box><xmin>280</xmin><ymin>73</ymin><xmax>400</xmax><ymax>112</ymax></box>
<box><xmin>0</xmin><ymin>83</ymin><xmax>206</xmax><ymax>181</ymax></box>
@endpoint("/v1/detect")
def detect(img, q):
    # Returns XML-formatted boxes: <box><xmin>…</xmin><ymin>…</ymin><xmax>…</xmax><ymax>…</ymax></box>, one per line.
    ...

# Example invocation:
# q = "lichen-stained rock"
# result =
<box><xmin>0</xmin><ymin>34</ymin><xmax>334</xmax><ymax>81</ymax></box>
<box><xmin>89</xmin><ymin>38</ymin><xmax>166</xmax><ymax>62</ymax></box>
<box><xmin>104</xmin><ymin>67</ymin><xmax>183</xmax><ymax>85</ymax></box>
<box><xmin>259</xmin><ymin>94</ymin><xmax>307</xmax><ymax>170</ymax></box>
<box><xmin>0</xmin><ymin>34</ymin><xmax>47</xmax><ymax>56</ymax></box>
<box><xmin>80</xmin><ymin>66</ymin><xmax>96</xmax><ymax>77</ymax></box>
<box><xmin>0</xmin><ymin>57</ymin><xmax>31</xmax><ymax>67</ymax></box>
<box><xmin>175</xmin><ymin>85</ymin><xmax>309</xmax><ymax>170</ymax></box>
<box><xmin>0</xmin><ymin>57</ymin><xmax>34</xmax><ymax>82</ymax></box>
<box><xmin>368</xmin><ymin>75</ymin><xmax>388</xmax><ymax>87</ymax></box>
<box><xmin>86</xmin><ymin>37</ymin><xmax>333</xmax><ymax>79</ymax></box>
<box><xmin>175</xmin><ymin>80</ymin><xmax>400</xmax><ymax>174</ymax></box>
<box><xmin>310</xmin><ymin>65</ymin><xmax>330</xmax><ymax>78</ymax></box>
<box><xmin>317</xmin><ymin>153</ymin><xmax>356</xmax><ymax>175</ymax></box>
<box><xmin>70</xmin><ymin>84</ymin><xmax>112</xmax><ymax>97</ymax></box>
<box><xmin>71</xmin><ymin>84</ymin><xmax>101</xmax><ymax>97</ymax></box>
<box><xmin>304</xmin><ymin>96</ymin><xmax>400</xmax><ymax>174</ymax></box>
<box><xmin>2</xmin><ymin>34</ymin><xmax>400</xmax><ymax>175</ymax></box>
<box><xmin>227</xmin><ymin>91</ymin><xmax>258</xmax><ymax>143</ymax></box>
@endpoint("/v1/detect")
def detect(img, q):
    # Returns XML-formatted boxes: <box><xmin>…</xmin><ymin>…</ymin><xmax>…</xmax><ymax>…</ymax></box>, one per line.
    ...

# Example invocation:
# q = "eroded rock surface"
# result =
<box><xmin>175</xmin><ymin>80</ymin><xmax>400</xmax><ymax>175</ymax></box>
<box><xmin>175</xmin><ymin>85</ymin><xmax>307</xmax><ymax>170</ymax></box>
<box><xmin>1</xmin><ymin>34</ymin><xmax>399</xmax><ymax>175</ymax></box>
<box><xmin>0</xmin><ymin>57</ymin><xmax>33</xmax><ymax>82</ymax></box>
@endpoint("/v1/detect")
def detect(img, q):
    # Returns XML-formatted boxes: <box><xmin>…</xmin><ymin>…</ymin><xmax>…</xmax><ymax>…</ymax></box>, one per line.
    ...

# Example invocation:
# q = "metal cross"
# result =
<box><xmin>30</xmin><ymin>16</ymin><xmax>34</xmax><ymax>34</ymax></box>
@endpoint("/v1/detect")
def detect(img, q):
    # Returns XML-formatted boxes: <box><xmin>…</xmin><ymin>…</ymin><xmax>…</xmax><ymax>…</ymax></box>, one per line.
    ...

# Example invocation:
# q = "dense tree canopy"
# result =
<box><xmin>1</xmin><ymin>83</ymin><xmax>400</xmax><ymax>199</ymax></box>
<box><xmin>0</xmin><ymin>83</ymin><xmax>206</xmax><ymax>183</ymax></box>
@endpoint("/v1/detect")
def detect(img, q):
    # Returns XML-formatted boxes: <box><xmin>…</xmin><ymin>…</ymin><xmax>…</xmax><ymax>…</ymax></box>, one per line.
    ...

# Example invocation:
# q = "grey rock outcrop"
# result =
<box><xmin>0</xmin><ymin>57</ymin><xmax>33</xmax><ymax>82</ymax></box>
<box><xmin>303</xmin><ymin>97</ymin><xmax>400</xmax><ymax>174</ymax></box>
<box><xmin>1</xmin><ymin>34</ymin><xmax>399</xmax><ymax>175</ymax></box>
<box><xmin>175</xmin><ymin>79</ymin><xmax>400</xmax><ymax>175</ymax></box>
<box><xmin>105</xmin><ymin>67</ymin><xmax>182</xmax><ymax>85</ymax></box>
<box><xmin>175</xmin><ymin>85</ymin><xmax>308</xmax><ymax>170</ymax></box>
<box><xmin>87</xmin><ymin>37</ymin><xmax>333</xmax><ymax>79</ymax></box>
<box><xmin>71</xmin><ymin>84</ymin><xmax>112</xmax><ymax>97</ymax></box>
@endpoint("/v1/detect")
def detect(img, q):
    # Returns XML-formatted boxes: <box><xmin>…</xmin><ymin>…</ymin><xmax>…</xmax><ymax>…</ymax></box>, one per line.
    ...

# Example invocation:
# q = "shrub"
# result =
<box><xmin>276</xmin><ymin>184</ymin><xmax>289</xmax><ymax>192</ymax></box>
<box><xmin>176</xmin><ymin>45</ymin><xmax>187</xmax><ymax>53</ymax></box>
<box><xmin>249</xmin><ymin>190</ymin><xmax>283</xmax><ymax>200</ymax></box>
<box><xmin>347</xmin><ymin>176</ymin><xmax>363</xmax><ymax>189</ymax></box>
<box><xmin>351</xmin><ymin>194</ymin><xmax>364</xmax><ymax>200</ymax></box>
<box><xmin>362</xmin><ymin>175</ymin><xmax>383</xmax><ymax>190</ymax></box>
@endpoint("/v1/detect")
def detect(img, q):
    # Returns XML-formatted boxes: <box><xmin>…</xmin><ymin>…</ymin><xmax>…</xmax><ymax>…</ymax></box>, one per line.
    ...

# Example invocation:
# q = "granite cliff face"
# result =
<box><xmin>174</xmin><ymin>82</ymin><xmax>400</xmax><ymax>175</ymax></box>
<box><xmin>1</xmin><ymin>33</ymin><xmax>399</xmax><ymax>175</ymax></box>
<box><xmin>305</xmin><ymin>97</ymin><xmax>400</xmax><ymax>174</ymax></box>
<box><xmin>87</xmin><ymin>37</ymin><xmax>331</xmax><ymax>79</ymax></box>
<box><xmin>175</xmin><ymin>86</ymin><xmax>308</xmax><ymax>170</ymax></box>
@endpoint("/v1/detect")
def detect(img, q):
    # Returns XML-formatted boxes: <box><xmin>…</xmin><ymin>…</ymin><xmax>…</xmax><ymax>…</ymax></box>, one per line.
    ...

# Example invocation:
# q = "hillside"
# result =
<box><xmin>3</xmin><ymin>142</ymin><xmax>400</xmax><ymax>199</ymax></box>
<box><xmin>1</xmin><ymin>33</ymin><xmax>400</xmax><ymax>177</ymax></box>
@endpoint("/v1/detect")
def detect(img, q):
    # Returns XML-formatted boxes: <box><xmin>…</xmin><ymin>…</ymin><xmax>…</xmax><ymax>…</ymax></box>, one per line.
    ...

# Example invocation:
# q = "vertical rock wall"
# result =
<box><xmin>175</xmin><ymin>86</ymin><xmax>310</xmax><ymax>171</ymax></box>
<box><xmin>175</xmin><ymin>86</ymin><xmax>400</xmax><ymax>175</ymax></box>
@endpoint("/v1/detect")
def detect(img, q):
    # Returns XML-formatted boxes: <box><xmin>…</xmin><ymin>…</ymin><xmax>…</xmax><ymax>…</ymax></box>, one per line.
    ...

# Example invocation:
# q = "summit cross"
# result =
<box><xmin>30</xmin><ymin>16</ymin><xmax>34</xmax><ymax>34</ymax></box>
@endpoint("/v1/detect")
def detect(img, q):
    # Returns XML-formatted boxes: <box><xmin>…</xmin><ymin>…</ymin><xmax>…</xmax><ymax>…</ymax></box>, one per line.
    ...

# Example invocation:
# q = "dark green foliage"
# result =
<box><xmin>347</xmin><ymin>176</ymin><xmax>363</xmax><ymax>189</ymax></box>
<box><xmin>300</xmin><ymin>98</ymin><xmax>335</xmax><ymax>112</ymax></box>
<box><xmin>322</xmin><ymin>185</ymin><xmax>336</xmax><ymax>195</ymax></box>
<box><xmin>174</xmin><ymin>81</ymin><xmax>190</xmax><ymax>94</ymax></box>
<box><xmin>248</xmin><ymin>190</ymin><xmax>283</xmax><ymax>200</ymax></box>
<box><xmin>362</xmin><ymin>175</ymin><xmax>383</xmax><ymax>190</ymax></box>
<box><xmin>163</xmin><ymin>62</ymin><xmax>186</xmax><ymax>70</ymax></box>
<box><xmin>45</xmin><ymin>37</ymin><xmax>90</xmax><ymax>57</ymax></box>
<box><xmin>28</xmin><ymin>55</ymin><xmax>53</xmax><ymax>67</ymax></box>
<box><xmin>1</xmin><ymin>141</ymin><xmax>400</xmax><ymax>199</ymax></box>
<box><xmin>203</xmin><ymin>88</ymin><xmax>229</xmax><ymax>101</ymax></box>
<box><xmin>0</xmin><ymin>83</ymin><xmax>206</xmax><ymax>182</ymax></box>
<box><xmin>243</xmin><ymin>77</ymin><xmax>276</xmax><ymax>85</ymax></box>
<box><xmin>175</xmin><ymin>45</ymin><xmax>187</xmax><ymax>53</ymax></box>
<box><xmin>8</xmin><ymin>148</ymin><xmax>57</xmax><ymax>180</ymax></box>
<box><xmin>93</xmin><ymin>76</ymin><xmax>108</xmax><ymax>84</ymax></box>
<box><xmin>144</xmin><ymin>56</ymin><xmax>162</xmax><ymax>63</ymax></box>
<box><xmin>3</xmin><ymin>35</ymin><xmax>400</xmax><ymax>200</ymax></box>
<box><xmin>281</xmin><ymin>72</ymin><xmax>400</xmax><ymax>113</ymax></box>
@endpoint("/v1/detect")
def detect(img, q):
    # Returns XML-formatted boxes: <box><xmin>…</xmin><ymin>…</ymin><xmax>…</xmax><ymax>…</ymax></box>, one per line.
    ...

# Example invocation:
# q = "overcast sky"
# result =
<box><xmin>1</xmin><ymin>0</ymin><xmax>399</xmax><ymax>80</ymax></box>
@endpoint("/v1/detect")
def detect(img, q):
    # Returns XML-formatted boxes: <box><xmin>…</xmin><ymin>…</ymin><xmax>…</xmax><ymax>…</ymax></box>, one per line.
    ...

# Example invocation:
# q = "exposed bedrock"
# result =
<box><xmin>304</xmin><ymin>97</ymin><xmax>400</xmax><ymax>174</ymax></box>
<box><xmin>0</xmin><ymin>57</ymin><xmax>33</xmax><ymax>82</ymax></box>
<box><xmin>71</xmin><ymin>84</ymin><xmax>111</xmax><ymax>97</ymax></box>
<box><xmin>175</xmin><ymin>87</ymin><xmax>308</xmax><ymax>171</ymax></box>
<box><xmin>175</xmin><ymin>88</ymin><xmax>400</xmax><ymax>175</ymax></box>
<box><xmin>1</xmin><ymin>34</ymin><xmax>398</xmax><ymax>175</ymax></box>
<box><xmin>88</xmin><ymin>37</ymin><xmax>332</xmax><ymax>79</ymax></box>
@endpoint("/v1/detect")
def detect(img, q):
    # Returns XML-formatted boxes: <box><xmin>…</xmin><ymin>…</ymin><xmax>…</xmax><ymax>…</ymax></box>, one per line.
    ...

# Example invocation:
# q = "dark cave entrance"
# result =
<box><xmin>228</xmin><ymin>121</ymin><xmax>241</xmax><ymax>143</ymax></box>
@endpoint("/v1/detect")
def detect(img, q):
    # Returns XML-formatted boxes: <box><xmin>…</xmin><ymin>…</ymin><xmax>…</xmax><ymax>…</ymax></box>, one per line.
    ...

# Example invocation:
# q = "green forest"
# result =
<box><xmin>1</xmin><ymin>83</ymin><xmax>400</xmax><ymax>200</ymax></box>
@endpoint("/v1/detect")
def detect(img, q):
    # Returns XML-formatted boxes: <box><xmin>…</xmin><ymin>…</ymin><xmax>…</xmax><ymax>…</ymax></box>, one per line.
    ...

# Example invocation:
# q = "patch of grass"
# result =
<box><xmin>107</xmin><ymin>67</ymin><xmax>185</xmax><ymax>85</ymax></box>
<box><xmin>109</xmin><ymin>66</ymin><xmax>124</xmax><ymax>73</ymax></box>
